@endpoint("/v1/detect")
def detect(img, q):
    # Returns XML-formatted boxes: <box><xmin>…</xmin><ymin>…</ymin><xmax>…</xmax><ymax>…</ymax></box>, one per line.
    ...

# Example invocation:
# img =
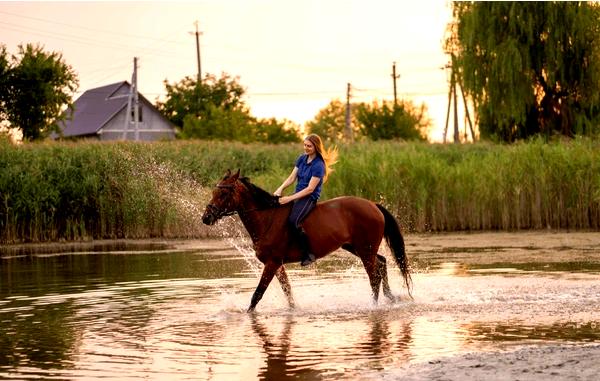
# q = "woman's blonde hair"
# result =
<box><xmin>305</xmin><ymin>133</ymin><xmax>338</xmax><ymax>182</ymax></box>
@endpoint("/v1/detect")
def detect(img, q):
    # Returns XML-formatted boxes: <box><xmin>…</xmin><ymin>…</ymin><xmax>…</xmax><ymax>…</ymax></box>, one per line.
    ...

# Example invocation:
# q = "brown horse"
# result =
<box><xmin>202</xmin><ymin>170</ymin><xmax>411</xmax><ymax>312</ymax></box>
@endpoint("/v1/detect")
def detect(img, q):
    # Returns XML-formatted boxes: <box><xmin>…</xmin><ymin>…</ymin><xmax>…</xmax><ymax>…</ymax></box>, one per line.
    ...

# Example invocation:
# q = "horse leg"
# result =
<box><xmin>377</xmin><ymin>254</ymin><xmax>396</xmax><ymax>303</ymax></box>
<box><xmin>359</xmin><ymin>248</ymin><xmax>382</xmax><ymax>303</ymax></box>
<box><xmin>275</xmin><ymin>265</ymin><xmax>295</xmax><ymax>309</ymax></box>
<box><xmin>248</xmin><ymin>261</ymin><xmax>280</xmax><ymax>312</ymax></box>
<box><xmin>347</xmin><ymin>244</ymin><xmax>385</xmax><ymax>303</ymax></box>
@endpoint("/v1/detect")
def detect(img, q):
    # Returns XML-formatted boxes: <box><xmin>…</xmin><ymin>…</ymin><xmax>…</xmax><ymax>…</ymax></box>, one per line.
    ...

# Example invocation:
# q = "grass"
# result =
<box><xmin>1</xmin><ymin>137</ymin><xmax>599</xmax><ymax>243</ymax></box>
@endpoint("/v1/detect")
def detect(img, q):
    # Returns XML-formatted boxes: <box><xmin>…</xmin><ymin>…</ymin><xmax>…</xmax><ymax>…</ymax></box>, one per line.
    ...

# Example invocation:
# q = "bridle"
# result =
<box><xmin>204</xmin><ymin>202</ymin><xmax>237</xmax><ymax>219</ymax></box>
<box><xmin>205</xmin><ymin>181</ymin><xmax>260</xmax><ymax>220</ymax></box>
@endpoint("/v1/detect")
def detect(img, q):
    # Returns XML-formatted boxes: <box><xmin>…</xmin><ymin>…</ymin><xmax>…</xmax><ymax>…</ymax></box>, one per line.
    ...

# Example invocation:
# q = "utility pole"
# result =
<box><xmin>391</xmin><ymin>62</ymin><xmax>400</xmax><ymax>107</ymax></box>
<box><xmin>452</xmin><ymin>67</ymin><xmax>459</xmax><ymax>144</ymax></box>
<box><xmin>345</xmin><ymin>83</ymin><xmax>353</xmax><ymax>141</ymax></box>
<box><xmin>189</xmin><ymin>21</ymin><xmax>202</xmax><ymax>83</ymax></box>
<box><xmin>122</xmin><ymin>57</ymin><xmax>139</xmax><ymax>141</ymax></box>
<box><xmin>133</xmin><ymin>57</ymin><xmax>139</xmax><ymax>141</ymax></box>
<box><xmin>443</xmin><ymin>61</ymin><xmax>459</xmax><ymax>143</ymax></box>
<box><xmin>458</xmin><ymin>76</ymin><xmax>475</xmax><ymax>140</ymax></box>
<box><xmin>443</xmin><ymin>54</ymin><xmax>475</xmax><ymax>143</ymax></box>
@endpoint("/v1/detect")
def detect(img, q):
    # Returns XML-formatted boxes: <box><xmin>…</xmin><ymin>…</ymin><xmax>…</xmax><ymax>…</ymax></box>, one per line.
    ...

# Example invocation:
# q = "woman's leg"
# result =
<box><xmin>288</xmin><ymin>197</ymin><xmax>316</xmax><ymax>266</ymax></box>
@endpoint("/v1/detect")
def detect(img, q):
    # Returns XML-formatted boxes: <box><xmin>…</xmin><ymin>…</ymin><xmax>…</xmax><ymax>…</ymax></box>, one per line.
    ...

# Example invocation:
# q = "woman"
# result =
<box><xmin>274</xmin><ymin>134</ymin><xmax>338</xmax><ymax>266</ymax></box>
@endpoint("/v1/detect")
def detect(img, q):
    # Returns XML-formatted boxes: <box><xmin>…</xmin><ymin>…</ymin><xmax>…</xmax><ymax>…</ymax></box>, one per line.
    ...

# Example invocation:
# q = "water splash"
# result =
<box><xmin>125</xmin><ymin>151</ymin><xmax>264</xmax><ymax>276</ymax></box>
<box><xmin>215</xmin><ymin>216</ymin><xmax>262</xmax><ymax>276</ymax></box>
<box><xmin>119</xmin><ymin>150</ymin><xmax>212</xmax><ymax>238</ymax></box>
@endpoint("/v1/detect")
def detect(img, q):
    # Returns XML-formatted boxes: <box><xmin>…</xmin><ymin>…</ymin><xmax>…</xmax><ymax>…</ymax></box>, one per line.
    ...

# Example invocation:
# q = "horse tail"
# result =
<box><xmin>376</xmin><ymin>204</ymin><xmax>412</xmax><ymax>297</ymax></box>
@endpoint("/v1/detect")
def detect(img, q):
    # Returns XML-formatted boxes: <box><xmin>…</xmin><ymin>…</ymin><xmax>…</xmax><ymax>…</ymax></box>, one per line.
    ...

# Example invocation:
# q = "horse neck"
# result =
<box><xmin>236</xmin><ymin>191</ymin><xmax>265</xmax><ymax>242</ymax></box>
<box><xmin>236</xmin><ymin>193</ymin><xmax>282</xmax><ymax>246</ymax></box>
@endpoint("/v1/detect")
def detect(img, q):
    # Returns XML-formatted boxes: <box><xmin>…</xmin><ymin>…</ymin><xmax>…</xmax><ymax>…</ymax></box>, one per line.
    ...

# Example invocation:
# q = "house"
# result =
<box><xmin>59</xmin><ymin>81</ymin><xmax>176</xmax><ymax>141</ymax></box>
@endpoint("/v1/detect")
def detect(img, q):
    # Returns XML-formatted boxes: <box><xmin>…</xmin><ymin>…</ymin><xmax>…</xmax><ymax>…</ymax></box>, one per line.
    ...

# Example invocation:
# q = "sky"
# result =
<box><xmin>0</xmin><ymin>0</ymin><xmax>457</xmax><ymax>141</ymax></box>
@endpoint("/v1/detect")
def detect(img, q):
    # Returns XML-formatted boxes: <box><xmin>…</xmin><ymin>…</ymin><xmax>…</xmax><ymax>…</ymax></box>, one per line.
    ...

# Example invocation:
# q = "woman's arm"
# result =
<box><xmin>279</xmin><ymin>176</ymin><xmax>320</xmax><ymax>204</ymax></box>
<box><xmin>274</xmin><ymin>167</ymin><xmax>298</xmax><ymax>196</ymax></box>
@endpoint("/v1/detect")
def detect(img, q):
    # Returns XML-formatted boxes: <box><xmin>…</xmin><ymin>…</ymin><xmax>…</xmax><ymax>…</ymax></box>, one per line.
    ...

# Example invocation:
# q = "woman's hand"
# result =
<box><xmin>279</xmin><ymin>196</ymin><xmax>292</xmax><ymax>205</ymax></box>
<box><xmin>273</xmin><ymin>188</ymin><xmax>282</xmax><ymax>197</ymax></box>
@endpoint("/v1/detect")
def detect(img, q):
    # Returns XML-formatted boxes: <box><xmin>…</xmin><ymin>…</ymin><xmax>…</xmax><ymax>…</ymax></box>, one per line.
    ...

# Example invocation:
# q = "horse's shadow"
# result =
<box><xmin>250</xmin><ymin>310</ymin><xmax>413</xmax><ymax>380</ymax></box>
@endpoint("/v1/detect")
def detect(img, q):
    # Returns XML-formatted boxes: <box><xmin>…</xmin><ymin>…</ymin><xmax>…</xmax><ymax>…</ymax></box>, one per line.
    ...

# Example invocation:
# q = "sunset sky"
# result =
<box><xmin>0</xmin><ymin>0</ymin><xmax>456</xmax><ymax>141</ymax></box>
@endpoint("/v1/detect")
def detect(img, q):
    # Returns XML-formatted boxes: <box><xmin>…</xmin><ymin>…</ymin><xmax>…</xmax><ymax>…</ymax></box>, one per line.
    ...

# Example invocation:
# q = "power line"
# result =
<box><xmin>0</xmin><ymin>17</ymin><xmax>185</xmax><ymax>58</ymax></box>
<box><xmin>0</xmin><ymin>20</ymin><xmax>181</xmax><ymax>56</ymax></box>
<box><xmin>0</xmin><ymin>10</ymin><xmax>189</xmax><ymax>46</ymax></box>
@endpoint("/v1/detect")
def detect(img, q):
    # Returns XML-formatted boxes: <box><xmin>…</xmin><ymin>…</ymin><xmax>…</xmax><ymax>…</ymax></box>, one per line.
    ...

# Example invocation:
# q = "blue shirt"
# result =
<box><xmin>295</xmin><ymin>154</ymin><xmax>325</xmax><ymax>200</ymax></box>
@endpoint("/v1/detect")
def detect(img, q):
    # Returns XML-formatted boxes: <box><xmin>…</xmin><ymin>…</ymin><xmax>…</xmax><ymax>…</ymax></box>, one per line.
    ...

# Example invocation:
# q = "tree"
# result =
<box><xmin>180</xmin><ymin>105</ymin><xmax>300</xmax><ymax>143</ymax></box>
<box><xmin>0</xmin><ymin>44</ymin><xmax>78</xmax><ymax>141</ymax></box>
<box><xmin>156</xmin><ymin>73</ymin><xmax>245</xmax><ymax>128</ymax></box>
<box><xmin>305</xmin><ymin>99</ymin><xmax>360</xmax><ymax>143</ymax></box>
<box><xmin>253</xmin><ymin>118</ymin><xmax>300</xmax><ymax>143</ymax></box>
<box><xmin>0</xmin><ymin>46</ymin><xmax>9</xmax><ymax>121</ymax></box>
<box><xmin>306</xmin><ymin>99</ymin><xmax>429</xmax><ymax>141</ymax></box>
<box><xmin>356</xmin><ymin>100</ymin><xmax>429</xmax><ymax>141</ymax></box>
<box><xmin>447</xmin><ymin>2</ymin><xmax>600</xmax><ymax>141</ymax></box>
<box><xmin>159</xmin><ymin>72</ymin><xmax>300</xmax><ymax>143</ymax></box>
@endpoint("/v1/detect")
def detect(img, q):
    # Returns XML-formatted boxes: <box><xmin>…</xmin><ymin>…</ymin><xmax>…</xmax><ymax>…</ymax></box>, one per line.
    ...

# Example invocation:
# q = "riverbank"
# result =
<box><xmin>2</xmin><ymin>230</ymin><xmax>599</xmax><ymax>259</ymax></box>
<box><xmin>0</xmin><ymin>237</ymin><xmax>226</xmax><ymax>258</ymax></box>
<box><xmin>377</xmin><ymin>344</ymin><xmax>600</xmax><ymax>381</ymax></box>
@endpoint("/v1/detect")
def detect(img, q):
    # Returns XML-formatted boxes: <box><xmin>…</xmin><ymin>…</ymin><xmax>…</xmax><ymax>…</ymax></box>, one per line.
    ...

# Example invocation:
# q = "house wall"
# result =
<box><xmin>100</xmin><ymin>103</ymin><xmax>176</xmax><ymax>141</ymax></box>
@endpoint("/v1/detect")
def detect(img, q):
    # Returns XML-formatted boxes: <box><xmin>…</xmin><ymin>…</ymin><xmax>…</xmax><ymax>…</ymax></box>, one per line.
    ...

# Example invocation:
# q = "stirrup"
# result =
<box><xmin>301</xmin><ymin>253</ymin><xmax>316</xmax><ymax>266</ymax></box>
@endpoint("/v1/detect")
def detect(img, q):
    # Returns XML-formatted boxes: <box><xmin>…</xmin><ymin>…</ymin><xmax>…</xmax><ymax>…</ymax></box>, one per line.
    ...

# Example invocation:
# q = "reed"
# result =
<box><xmin>1</xmin><ymin>138</ymin><xmax>599</xmax><ymax>243</ymax></box>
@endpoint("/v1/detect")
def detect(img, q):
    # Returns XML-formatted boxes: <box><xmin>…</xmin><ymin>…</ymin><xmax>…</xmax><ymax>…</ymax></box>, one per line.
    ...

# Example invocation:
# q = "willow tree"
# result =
<box><xmin>446</xmin><ymin>2</ymin><xmax>600</xmax><ymax>141</ymax></box>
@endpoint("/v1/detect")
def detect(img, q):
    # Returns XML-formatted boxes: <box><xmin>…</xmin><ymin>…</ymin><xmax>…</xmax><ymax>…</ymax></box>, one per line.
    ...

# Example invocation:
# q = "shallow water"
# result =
<box><xmin>1</xmin><ymin>233</ymin><xmax>599</xmax><ymax>380</ymax></box>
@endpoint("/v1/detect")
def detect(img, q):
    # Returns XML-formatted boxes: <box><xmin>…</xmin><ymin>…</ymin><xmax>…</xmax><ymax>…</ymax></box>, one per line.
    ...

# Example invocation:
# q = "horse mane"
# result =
<box><xmin>239</xmin><ymin>177</ymin><xmax>281</xmax><ymax>209</ymax></box>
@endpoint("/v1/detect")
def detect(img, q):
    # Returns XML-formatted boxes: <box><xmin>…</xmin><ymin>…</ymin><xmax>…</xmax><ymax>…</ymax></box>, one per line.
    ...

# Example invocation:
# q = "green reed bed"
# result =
<box><xmin>1</xmin><ymin>138</ymin><xmax>599</xmax><ymax>243</ymax></box>
<box><xmin>326</xmin><ymin>139</ymin><xmax>600</xmax><ymax>232</ymax></box>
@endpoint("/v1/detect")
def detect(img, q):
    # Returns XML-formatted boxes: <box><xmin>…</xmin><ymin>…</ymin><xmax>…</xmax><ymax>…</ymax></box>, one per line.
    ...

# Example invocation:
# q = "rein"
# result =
<box><xmin>205</xmin><ymin>202</ymin><xmax>261</xmax><ymax>218</ymax></box>
<box><xmin>207</xmin><ymin>182</ymin><xmax>262</xmax><ymax>219</ymax></box>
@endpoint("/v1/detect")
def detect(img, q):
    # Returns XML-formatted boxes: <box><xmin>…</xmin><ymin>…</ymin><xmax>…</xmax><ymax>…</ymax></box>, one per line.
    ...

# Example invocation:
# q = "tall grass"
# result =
<box><xmin>1</xmin><ymin>138</ymin><xmax>599</xmax><ymax>243</ymax></box>
<box><xmin>326</xmin><ymin>139</ymin><xmax>600</xmax><ymax>231</ymax></box>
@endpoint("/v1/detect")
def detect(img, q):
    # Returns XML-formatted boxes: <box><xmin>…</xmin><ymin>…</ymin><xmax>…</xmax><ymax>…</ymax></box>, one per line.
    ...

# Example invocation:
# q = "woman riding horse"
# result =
<box><xmin>274</xmin><ymin>134</ymin><xmax>338</xmax><ymax>266</ymax></box>
<box><xmin>202</xmin><ymin>170</ymin><xmax>412</xmax><ymax>312</ymax></box>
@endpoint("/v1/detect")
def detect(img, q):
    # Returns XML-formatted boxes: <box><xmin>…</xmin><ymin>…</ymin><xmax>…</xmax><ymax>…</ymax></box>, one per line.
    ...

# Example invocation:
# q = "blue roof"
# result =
<box><xmin>60</xmin><ymin>81</ymin><xmax>166</xmax><ymax>137</ymax></box>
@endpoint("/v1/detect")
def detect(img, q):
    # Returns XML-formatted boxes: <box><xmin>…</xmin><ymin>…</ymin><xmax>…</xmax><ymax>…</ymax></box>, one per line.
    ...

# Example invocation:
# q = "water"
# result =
<box><xmin>1</xmin><ymin>232</ymin><xmax>599</xmax><ymax>380</ymax></box>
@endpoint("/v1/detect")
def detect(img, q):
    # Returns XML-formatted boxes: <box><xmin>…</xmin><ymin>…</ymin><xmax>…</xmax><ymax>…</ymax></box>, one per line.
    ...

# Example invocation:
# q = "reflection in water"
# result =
<box><xmin>1</xmin><ymin>242</ymin><xmax>600</xmax><ymax>380</ymax></box>
<box><xmin>0</xmin><ymin>300</ymin><xmax>80</xmax><ymax>370</ymax></box>
<box><xmin>252</xmin><ymin>314</ymin><xmax>305</xmax><ymax>380</ymax></box>
<box><xmin>250</xmin><ymin>311</ymin><xmax>415</xmax><ymax>380</ymax></box>
<box><xmin>465</xmin><ymin>321</ymin><xmax>600</xmax><ymax>343</ymax></box>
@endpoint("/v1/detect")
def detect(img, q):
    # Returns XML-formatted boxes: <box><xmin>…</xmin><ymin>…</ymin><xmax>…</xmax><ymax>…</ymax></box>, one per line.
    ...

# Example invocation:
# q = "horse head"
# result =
<box><xmin>202</xmin><ymin>169</ymin><xmax>244</xmax><ymax>225</ymax></box>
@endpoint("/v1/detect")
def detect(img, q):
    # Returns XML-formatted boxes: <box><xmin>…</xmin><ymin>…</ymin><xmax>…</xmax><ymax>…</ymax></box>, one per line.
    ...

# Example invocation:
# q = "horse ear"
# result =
<box><xmin>232</xmin><ymin>168</ymin><xmax>240</xmax><ymax>180</ymax></box>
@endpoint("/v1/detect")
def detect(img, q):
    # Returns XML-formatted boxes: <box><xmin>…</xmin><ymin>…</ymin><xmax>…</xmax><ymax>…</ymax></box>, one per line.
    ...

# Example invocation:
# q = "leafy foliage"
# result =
<box><xmin>156</xmin><ymin>73</ymin><xmax>245</xmax><ymax>128</ymax></box>
<box><xmin>179</xmin><ymin>105</ymin><xmax>300</xmax><ymax>143</ymax></box>
<box><xmin>0</xmin><ymin>44</ymin><xmax>78</xmax><ymax>141</ymax></box>
<box><xmin>157</xmin><ymin>73</ymin><xmax>300</xmax><ymax>143</ymax></box>
<box><xmin>447</xmin><ymin>2</ymin><xmax>600</xmax><ymax>141</ymax></box>
<box><xmin>306</xmin><ymin>99</ymin><xmax>430</xmax><ymax>142</ymax></box>
<box><xmin>305</xmin><ymin>99</ymin><xmax>360</xmax><ymax>143</ymax></box>
<box><xmin>355</xmin><ymin>100</ymin><xmax>429</xmax><ymax>141</ymax></box>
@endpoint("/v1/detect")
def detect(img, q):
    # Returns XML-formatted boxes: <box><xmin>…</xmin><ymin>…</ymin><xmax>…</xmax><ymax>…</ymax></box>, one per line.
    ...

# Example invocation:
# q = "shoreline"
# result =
<box><xmin>2</xmin><ymin>230</ymin><xmax>599</xmax><ymax>258</ymax></box>
<box><xmin>377</xmin><ymin>343</ymin><xmax>600</xmax><ymax>381</ymax></box>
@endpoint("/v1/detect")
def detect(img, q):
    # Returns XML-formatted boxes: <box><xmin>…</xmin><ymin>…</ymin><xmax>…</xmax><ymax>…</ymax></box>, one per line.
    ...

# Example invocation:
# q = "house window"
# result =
<box><xmin>131</xmin><ymin>105</ymin><xmax>143</xmax><ymax>122</ymax></box>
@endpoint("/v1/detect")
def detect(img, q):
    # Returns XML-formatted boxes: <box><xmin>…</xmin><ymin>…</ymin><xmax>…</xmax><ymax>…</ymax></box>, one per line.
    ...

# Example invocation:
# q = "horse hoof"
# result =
<box><xmin>301</xmin><ymin>254</ymin><xmax>316</xmax><ymax>266</ymax></box>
